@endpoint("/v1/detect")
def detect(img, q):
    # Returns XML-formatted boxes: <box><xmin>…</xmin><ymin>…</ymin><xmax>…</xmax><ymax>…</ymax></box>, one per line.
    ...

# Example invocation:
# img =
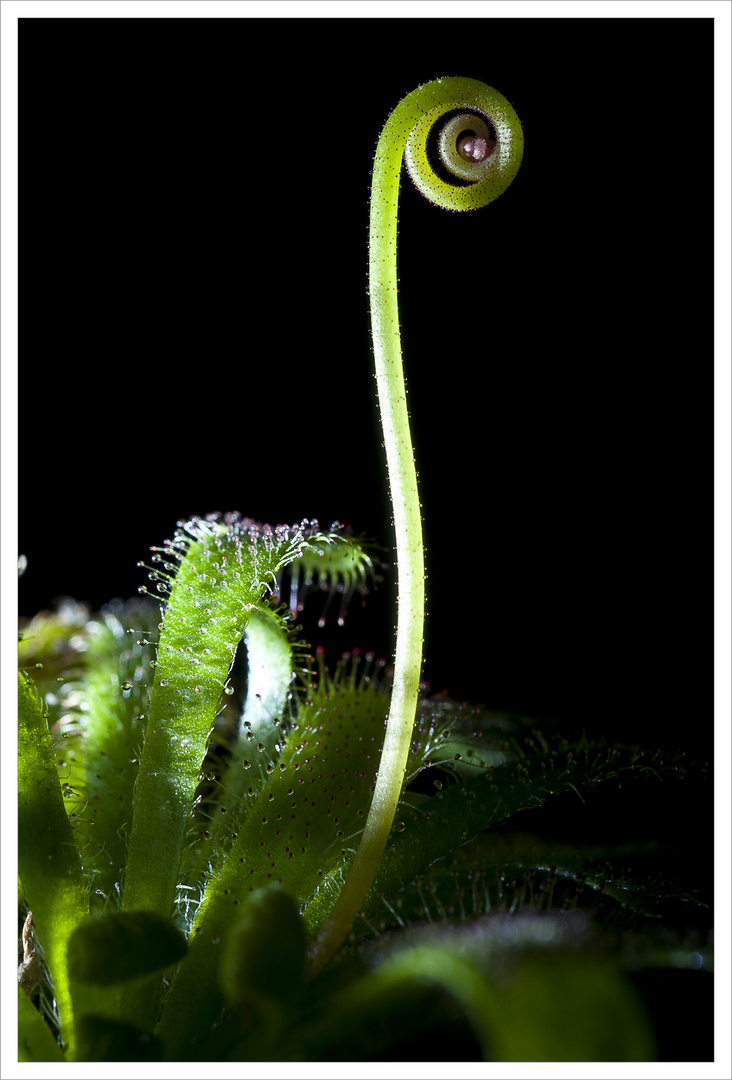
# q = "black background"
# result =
<box><xmin>18</xmin><ymin>15</ymin><xmax>712</xmax><ymax>753</ymax></box>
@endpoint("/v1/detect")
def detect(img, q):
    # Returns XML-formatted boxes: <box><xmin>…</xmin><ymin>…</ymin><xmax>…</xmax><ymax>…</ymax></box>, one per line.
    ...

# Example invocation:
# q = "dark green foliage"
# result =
<box><xmin>219</xmin><ymin>885</ymin><xmax>306</xmax><ymax>1005</ymax></box>
<box><xmin>74</xmin><ymin>1016</ymin><xmax>164</xmax><ymax>1063</ymax></box>
<box><xmin>19</xmin><ymin>581</ymin><xmax>711</xmax><ymax>1061</ymax></box>
<box><xmin>67</xmin><ymin>911</ymin><xmax>187</xmax><ymax>986</ymax></box>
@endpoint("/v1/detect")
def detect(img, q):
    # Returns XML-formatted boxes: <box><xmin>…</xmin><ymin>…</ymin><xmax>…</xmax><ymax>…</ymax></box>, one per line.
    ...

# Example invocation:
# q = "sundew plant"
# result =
<box><xmin>18</xmin><ymin>77</ymin><xmax>712</xmax><ymax>1064</ymax></box>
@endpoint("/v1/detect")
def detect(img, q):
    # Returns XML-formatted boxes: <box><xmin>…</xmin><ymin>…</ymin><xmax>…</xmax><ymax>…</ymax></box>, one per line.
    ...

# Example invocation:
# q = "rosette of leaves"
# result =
<box><xmin>18</xmin><ymin>512</ymin><xmax>711</xmax><ymax>1062</ymax></box>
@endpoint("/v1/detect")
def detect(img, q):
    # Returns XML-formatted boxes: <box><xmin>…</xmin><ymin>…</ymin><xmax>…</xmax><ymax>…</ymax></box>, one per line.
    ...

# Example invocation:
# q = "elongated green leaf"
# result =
<box><xmin>124</xmin><ymin>516</ymin><xmax>369</xmax><ymax>920</ymax></box>
<box><xmin>371</xmin><ymin>934</ymin><xmax>655</xmax><ymax>1061</ymax></box>
<box><xmin>483</xmin><ymin>948</ymin><xmax>655</xmax><ymax>1060</ymax></box>
<box><xmin>156</xmin><ymin>670</ymin><xmax>390</xmax><ymax>1056</ymax></box>
<box><xmin>124</xmin><ymin>517</ymin><xmax>301</xmax><ymax>917</ymax></box>
<box><xmin>62</xmin><ymin>604</ymin><xmax>156</xmax><ymax>908</ymax></box>
<box><xmin>221</xmin><ymin>603</ymin><xmax>295</xmax><ymax>822</ymax></box>
<box><xmin>18</xmin><ymin>985</ymin><xmax>65</xmax><ymax>1063</ymax></box>
<box><xmin>359</xmin><ymin>742</ymin><xmax>690</xmax><ymax>927</ymax></box>
<box><xmin>18</xmin><ymin>670</ymin><xmax>88</xmax><ymax>1053</ymax></box>
<box><xmin>363</xmin><ymin>823</ymin><xmax>711</xmax><ymax>941</ymax></box>
<box><xmin>290</xmin><ymin>958</ymin><xmax>487</xmax><ymax>1062</ymax></box>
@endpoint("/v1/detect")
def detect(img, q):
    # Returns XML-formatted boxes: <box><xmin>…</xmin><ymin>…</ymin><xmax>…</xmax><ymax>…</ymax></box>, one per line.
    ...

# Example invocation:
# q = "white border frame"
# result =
<box><xmin>2</xmin><ymin>4</ymin><xmax>729</xmax><ymax>1079</ymax></box>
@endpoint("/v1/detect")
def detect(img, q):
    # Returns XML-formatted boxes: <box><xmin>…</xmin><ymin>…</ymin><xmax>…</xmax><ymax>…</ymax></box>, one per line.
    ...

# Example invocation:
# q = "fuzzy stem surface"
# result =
<box><xmin>305</xmin><ymin>77</ymin><xmax>523</xmax><ymax>977</ymax></box>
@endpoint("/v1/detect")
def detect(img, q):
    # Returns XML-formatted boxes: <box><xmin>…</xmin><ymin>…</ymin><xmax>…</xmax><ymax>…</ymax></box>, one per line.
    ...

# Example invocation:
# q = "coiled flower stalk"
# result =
<box><xmin>305</xmin><ymin>76</ymin><xmax>523</xmax><ymax>977</ymax></box>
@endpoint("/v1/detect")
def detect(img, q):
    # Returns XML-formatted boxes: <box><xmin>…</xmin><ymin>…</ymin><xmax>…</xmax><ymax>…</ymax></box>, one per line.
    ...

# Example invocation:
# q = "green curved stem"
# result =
<box><xmin>305</xmin><ymin>77</ymin><xmax>523</xmax><ymax>977</ymax></box>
